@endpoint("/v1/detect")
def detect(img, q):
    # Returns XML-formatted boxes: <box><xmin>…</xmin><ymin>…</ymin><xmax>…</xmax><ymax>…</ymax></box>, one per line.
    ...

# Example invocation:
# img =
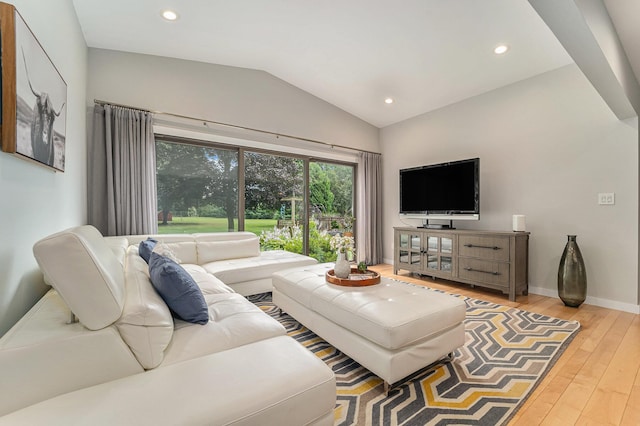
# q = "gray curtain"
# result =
<box><xmin>88</xmin><ymin>104</ymin><xmax>157</xmax><ymax>236</ymax></box>
<box><xmin>356</xmin><ymin>152</ymin><xmax>382</xmax><ymax>265</ymax></box>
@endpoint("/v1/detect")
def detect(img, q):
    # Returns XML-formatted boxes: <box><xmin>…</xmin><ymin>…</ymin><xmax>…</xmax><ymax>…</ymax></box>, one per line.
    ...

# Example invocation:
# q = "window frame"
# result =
<box><xmin>154</xmin><ymin>133</ymin><xmax>358</xmax><ymax>256</ymax></box>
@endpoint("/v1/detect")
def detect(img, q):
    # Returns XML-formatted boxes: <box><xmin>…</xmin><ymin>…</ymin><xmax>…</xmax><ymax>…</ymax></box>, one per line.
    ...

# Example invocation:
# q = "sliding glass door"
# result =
<box><xmin>155</xmin><ymin>136</ymin><xmax>355</xmax><ymax>262</ymax></box>
<box><xmin>309</xmin><ymin>161</ymin><xmax>354</xmax><ymax>261</ymax></box>
<box><xmin>244</xmin><ymin>151</ymin><xmax>305</xmax><ymax>254</ymax></box>
<box><xmin>156</xmin><ymin>139</ymin><xmax>239</xmax><ymax>233</ymax></box>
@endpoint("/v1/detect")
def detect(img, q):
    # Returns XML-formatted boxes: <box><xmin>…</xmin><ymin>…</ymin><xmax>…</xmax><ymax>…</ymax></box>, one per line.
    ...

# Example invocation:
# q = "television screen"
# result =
<box><xmin>400</xmin><ymin>158</ymin><xmax>479</xmax><ymax>216</ymax></box>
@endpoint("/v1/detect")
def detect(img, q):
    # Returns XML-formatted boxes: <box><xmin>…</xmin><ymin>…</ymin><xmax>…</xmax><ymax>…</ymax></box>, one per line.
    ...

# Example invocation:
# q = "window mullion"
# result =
<box><xmin>238</xmin><ymin>148</ymin><xmax>245</xmax><ymax>232</ymax></box>
<box><xmin>303</xmin><ymin>158</ymin><xmax>309</xmax><ymax>256</ymax></box>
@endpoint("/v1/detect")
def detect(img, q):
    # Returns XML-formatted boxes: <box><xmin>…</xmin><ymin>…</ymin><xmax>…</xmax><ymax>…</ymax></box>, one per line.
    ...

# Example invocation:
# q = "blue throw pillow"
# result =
<box><xmin>148</xmin><ymin>252</ymin><xmax>209</xmax><ymax>325</ymax></box>
<box><xmin>138</xmin><ymin>237</ymin><xmax>158</xmax><ymax>263</ymax></box>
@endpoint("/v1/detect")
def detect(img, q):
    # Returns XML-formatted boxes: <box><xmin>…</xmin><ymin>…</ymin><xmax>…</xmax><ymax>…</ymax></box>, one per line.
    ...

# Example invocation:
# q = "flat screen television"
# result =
<box><xmin>399</xmin><ymin>158</ymin><xmax>479</xmax><ymax>221</ymax></box>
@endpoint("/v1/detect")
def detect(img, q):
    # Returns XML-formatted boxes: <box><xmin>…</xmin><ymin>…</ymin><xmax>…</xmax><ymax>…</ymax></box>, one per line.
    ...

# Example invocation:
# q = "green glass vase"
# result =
<box><xmin>557</xmin><ymin>235</ymin><xmax>587</xmax><ymax>307</ymax></box>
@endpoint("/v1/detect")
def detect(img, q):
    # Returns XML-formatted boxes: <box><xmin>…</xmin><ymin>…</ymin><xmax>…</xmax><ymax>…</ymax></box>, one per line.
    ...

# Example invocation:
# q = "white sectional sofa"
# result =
<box><xmin>0</xmin><ymin>225</ymin><xmax>333</xmax><ymax>425</ymax></box>
<box><xmin>122</xmin><ymin>231</ymin><xmax>318</xmax><ymax>296</ymax></box>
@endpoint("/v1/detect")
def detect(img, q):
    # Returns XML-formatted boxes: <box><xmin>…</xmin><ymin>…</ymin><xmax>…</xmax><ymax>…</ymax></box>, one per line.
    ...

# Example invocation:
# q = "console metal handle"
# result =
<box><xmin>464</xmin><ymin>244</ymin><xmax>501</xmax><ymax>250</ymax></box>
<box><xmin>463</xmin><ymin>267</ymin><xmax>500</xmax><ymax>276</ymax></box>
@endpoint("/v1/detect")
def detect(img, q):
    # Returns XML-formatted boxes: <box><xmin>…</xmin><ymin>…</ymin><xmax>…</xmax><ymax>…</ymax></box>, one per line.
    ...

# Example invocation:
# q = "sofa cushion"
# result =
<box><xmin>197</xmin><ymin>238</ymin><xmax>261</xmax><ymax>264</ymax></box>
<box><xmin>116</xmin><ymin>248</ymin><xmax>175</xmax><ymax>369</ymax></box>
<box><xmin>32</xmin><ymin>225</ymin><xmax>125</xmax><ymax>331</ymax></box>
<box><xmin>148</xmin><ymin>252</ymin><xmax>209</xmax><ymax>325</ymax></box>
<box><xmin>138</xmin><ymin>238</ymin><xmax>157</xmax><ymax>263</ymax></box>
<box><xmin>180</xmin><ymin>264</ymin><xmax>235</xmax><ymax>295</ymax></box>
<box><xmin>0</xmin><ymin>289</ymin><xmax>144</xmax><ymax>417</ymax></box>
<box><xmin>0</xmin><ymin>336</ymin><xmax>336</xmax><ymax>426</ymax></box>
<box><xmin>160</xmin><ymin>293</ymin><xmax>286</xmax><ymax>366</ymax></box>
<box><xmin>201</xmin><ymin>250</ymin><xmax>318</xmax><ymax>285</ymax></box>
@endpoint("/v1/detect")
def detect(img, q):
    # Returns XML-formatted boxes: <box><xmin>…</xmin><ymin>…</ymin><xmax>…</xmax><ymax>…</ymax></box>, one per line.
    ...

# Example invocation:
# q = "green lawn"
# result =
<box><xmin>157</xmin><ymin>217</ymin><xmax>277</xmax><ymax>235</ymax></box>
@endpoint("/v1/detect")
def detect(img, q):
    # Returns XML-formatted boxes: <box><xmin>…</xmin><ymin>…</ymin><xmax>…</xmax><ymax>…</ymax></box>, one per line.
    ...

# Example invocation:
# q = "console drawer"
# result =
<box><xmin>458</xmin><ymin>258</ymin><xmax>509</xmax><ymax>288</ymax></box>
<box><xmin>458</xmin><ymin>235</ymin><xmax>509</xmax><ymax>262</ymax></box>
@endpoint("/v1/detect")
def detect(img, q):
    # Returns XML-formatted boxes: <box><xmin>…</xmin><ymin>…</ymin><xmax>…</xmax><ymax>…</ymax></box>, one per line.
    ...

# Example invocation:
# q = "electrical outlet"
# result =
<box><xmin>598</xmin><ymin>193</ymin><xmax>615</xmax><ymax>205</ymax></box>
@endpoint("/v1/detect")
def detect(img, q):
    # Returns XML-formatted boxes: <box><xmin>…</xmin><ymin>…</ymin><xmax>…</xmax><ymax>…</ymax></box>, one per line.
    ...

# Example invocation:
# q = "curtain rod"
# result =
<box><xmin>93</xmin><ymin>99</ymin><xmax>381</xmax><ymax>155</ymax></box>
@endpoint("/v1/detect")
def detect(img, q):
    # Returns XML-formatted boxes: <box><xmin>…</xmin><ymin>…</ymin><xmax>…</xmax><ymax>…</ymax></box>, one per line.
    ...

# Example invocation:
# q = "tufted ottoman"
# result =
<box><xmin>272</xmin><ymin>263</ymin><xmax>466</xmax><ymax>391</ymax></box>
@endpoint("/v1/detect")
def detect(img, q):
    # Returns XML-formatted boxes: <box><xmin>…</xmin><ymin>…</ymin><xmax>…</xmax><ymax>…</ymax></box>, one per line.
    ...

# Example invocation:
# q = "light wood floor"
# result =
<box><xmin>369</xmin><ymin>264</ymin><xmax>640</xmax><ymax>426</ymax></box>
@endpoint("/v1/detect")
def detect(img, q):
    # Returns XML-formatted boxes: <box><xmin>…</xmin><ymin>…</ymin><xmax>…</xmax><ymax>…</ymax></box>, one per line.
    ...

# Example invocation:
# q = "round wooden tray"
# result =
<box><xmin>326</xmin><ymin>268</ymin><xmax>381</xmax><ymax>287</ymax></box>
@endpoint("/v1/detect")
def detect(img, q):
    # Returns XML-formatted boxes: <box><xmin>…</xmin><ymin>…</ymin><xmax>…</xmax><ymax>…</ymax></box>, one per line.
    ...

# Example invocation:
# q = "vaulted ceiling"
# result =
<box><xmin>72</xmin><ymin>0</ymin><xmax>639</xmax><ymax>128</ymax></box>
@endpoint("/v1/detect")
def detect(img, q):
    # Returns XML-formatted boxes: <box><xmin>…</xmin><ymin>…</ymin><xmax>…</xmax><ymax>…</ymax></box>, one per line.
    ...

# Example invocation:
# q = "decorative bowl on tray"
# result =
<box><xmin>326</xmin><ymin>267</ymin><xmax>381</xmax><ymax>287</ymax></box>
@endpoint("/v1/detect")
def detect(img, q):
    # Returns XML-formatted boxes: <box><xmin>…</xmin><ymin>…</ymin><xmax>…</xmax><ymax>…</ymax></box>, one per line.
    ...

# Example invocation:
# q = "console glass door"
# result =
<box><xmin>423</xmin><ymin>234</ymin><xmax>454</xmax><ymax>275</ymax></box>
<box><xmin>411</xmin><ymin>235</ymin><xmax>421</xmax><ymax>250</ymax></box>
<box><xmin>427</xmin><ymin>236</ymin><xmax>438</xmax><ymax>252</ymax></box>
<box><xmin>397</xmin><ymin>231</ymin><xmax>422</xmax><ymax>267</ymax></box>
<box><xmin>400</xmin><ymin>233</ymin><xmax>409</xmax><ymax>248</ymax></box>
<box><xmin>441</xmin><ymin>237</ymin><xmax>453</xmax><ymax>253</ymax></box>
<box><xmin>427</xmin><ymin>254</ymin><xmax>438</xmax><ymax>270</ymax></box>
<box><xmin>441</xmin><ymin>256</ymin><xmax>452</xmax><ymax>272</ymax></box>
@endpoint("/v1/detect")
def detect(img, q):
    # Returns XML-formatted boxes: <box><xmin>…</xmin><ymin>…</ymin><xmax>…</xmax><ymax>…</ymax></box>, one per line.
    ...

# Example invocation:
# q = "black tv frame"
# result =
<box><xmin>399</xmin><ymin>157</ymin><xmax>480</xmax><ymax>227</ymax></box>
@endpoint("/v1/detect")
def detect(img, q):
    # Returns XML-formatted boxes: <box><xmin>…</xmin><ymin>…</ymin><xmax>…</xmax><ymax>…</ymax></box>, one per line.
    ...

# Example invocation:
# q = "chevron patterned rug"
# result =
<box><xmin>248</xmin><ymin>285</ymin><xmax>579</xmax><ymax>426</ymax></box>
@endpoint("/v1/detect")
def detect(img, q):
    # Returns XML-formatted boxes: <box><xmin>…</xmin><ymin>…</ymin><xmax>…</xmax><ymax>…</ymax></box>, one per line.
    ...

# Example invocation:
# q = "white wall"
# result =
<box><xmin>381</xmin><ymin>64</ymin><xmax>639</xmax><ymax>312</ymax></box>
<box><xmin>0</xmin><ymin>0</ymin><xmax>88</xmax><ymax>335</ymax></box>
<box><xmin>87</xmin><ymin>49</ymin><xmax>379</xmax><ymax>154</ymax></box>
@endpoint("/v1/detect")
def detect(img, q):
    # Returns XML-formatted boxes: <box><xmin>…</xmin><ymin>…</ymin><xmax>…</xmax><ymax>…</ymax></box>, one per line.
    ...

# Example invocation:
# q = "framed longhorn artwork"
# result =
<box><xmin>0</xmin><ymin>2</ymin><xmax>67</xmax><ymax>172</ymax></box>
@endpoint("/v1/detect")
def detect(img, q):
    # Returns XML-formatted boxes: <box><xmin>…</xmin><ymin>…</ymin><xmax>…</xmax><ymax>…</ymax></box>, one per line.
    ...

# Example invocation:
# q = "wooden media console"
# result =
<box><xmin>393</xmin><ymin>227</ymin><xmax>529</xmax><ymax>301</ymax></box>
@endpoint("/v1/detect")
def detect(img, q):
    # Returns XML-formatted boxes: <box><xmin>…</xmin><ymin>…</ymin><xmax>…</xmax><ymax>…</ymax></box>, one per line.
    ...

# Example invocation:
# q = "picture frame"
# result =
<box><xmin>0</xmin><ymin>2</ymin><xmax>67</xmax><ymax>172</ymax></box>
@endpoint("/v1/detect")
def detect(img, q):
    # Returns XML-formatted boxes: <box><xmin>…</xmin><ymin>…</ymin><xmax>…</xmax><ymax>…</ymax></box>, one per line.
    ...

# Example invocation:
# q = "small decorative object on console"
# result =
<box><xmin>512</xmin><ymin>215</ymin><xmax>526</xmax><ymax>232</ymax></box>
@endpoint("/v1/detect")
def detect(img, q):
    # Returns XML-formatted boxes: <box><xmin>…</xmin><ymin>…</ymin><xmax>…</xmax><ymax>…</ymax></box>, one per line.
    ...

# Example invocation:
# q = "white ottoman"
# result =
<box><xmin>272</xmin><ymin>263</ymin><xmax>466</xmax><ymax>391</ymax></box>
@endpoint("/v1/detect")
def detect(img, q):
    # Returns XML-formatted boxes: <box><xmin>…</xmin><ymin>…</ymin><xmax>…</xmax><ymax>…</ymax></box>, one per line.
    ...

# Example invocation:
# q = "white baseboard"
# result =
<box><xmin>526</xmin><ymin>286</ymin><xmax>559</xmax><ymax>299</ymax></box>
<box><xmin>526</xmin><ymin>286</ymin><xmax>640</xmax><ymax>314</ymax></box>
<box><xmin>384</xmin><ymin>263</ymin><xmax>640</xmax><ymax>314</ymax></box>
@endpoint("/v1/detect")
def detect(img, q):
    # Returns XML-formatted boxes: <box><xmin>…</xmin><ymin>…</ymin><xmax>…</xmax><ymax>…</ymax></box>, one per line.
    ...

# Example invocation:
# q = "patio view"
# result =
<box><xmin>155</xmin><ymin>139</ymin><xmax>355</xmax><ymax>262</ymax></box>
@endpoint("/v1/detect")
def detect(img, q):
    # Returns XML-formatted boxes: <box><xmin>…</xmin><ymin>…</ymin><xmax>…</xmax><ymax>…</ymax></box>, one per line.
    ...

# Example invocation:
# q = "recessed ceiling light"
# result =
<box><xmin>494</xmin><ymin>44</ymin><xmax>509</xmax><ymax>55</ymax></box>
<box><xmin>161</xmin><ymin>10</ymin><xmax>178</xmax><ymax>21</ymax></box>
<box><xmin>384</xmin><ymin>98</ymin><xmax>394</xmax><ymax>104</ymax></box>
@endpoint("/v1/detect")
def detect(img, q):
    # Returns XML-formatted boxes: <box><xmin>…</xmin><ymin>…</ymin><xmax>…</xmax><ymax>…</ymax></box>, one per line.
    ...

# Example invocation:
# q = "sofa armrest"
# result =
<box><xmin>0</xmin><ymin>336</ymin><xmax>335</xmax><ymax>426</ymax></box>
